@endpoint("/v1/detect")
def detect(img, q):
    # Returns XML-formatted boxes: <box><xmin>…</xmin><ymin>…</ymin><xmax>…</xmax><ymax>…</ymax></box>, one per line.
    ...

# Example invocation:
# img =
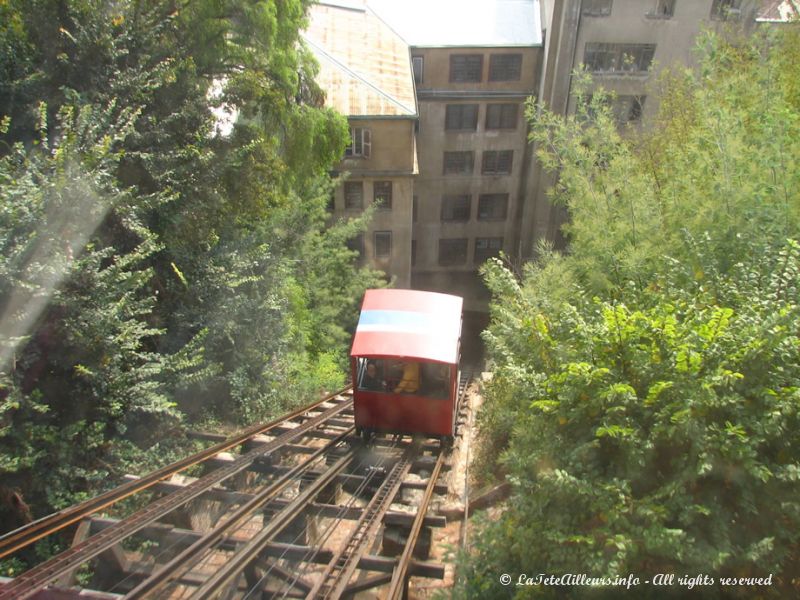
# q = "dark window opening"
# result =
<box><xmin>374</xmin><ymin>181</ymin><xmax>392</xmax><ymax>210</ymax></box>
<box><xmin>485</xmin><ymin>104</ymin><xmax>519</xmax><ymax>129</ymax></box>
<box><xmin>441</xmin><ymin>195</ymin><xmax>471</xmax><ymax>222</ymax></box>
<box><xmin>583</xmin><ymin>43</ymin><xmax>656</xmax><ymax>74</ymax></box>
<box><xmin>450</xmin><ymin>54</ymin><xmax>483</xmax><ymax>82</ymax></box>
<box><xmin>711</xmin><ymin>0</ymin><xmax>741</xmax><ymax>20</ymax></box>
<box><xmin>344</xmin><ymin>181</ymin><xmax>364</xmax><ymax>209</ymax></box>
<box><xmin>443</xmin><ymin>151</ymin><xmax>474</xmax><ymax>175</ymax></box>
<box><xmin>482</xmin><ymin>150</ymin><xmax>514</xmax><ymax>175</ymax></box>
<box><xmin>474</xmin><ymin>237</ymin><xmax>504</xmax><ymax>263</ymax></box>
<box><xmin>439</xmin><ymin>238</ymin><xmax>468</xmax><ymax>266</ymax></box>
<box><xmin>647</xmin><ymin>0</ymin><xmax>675</xmax><ymax>18</ymax></box>
<box><xmin>489</xmin><ymin>54</ymin><xmax>522</xmax><ymax>81</ymax></box>
<box><xmin>347</xmin><ymin>233</ymin><xmax>365</xmax><ymax>256</ymax></box>
<box><xmin>412</xmin><ymin>56</ymin><xmax>424</xmax><ymax>84</ymax></box>
<box><xmin>478</xmin><ymin>194</ymin><xmax>509</xmax><ymax>221</ymax></box>
<box><xmin>445</xmin><ymin>104</ymin><xmax>479</xmax><ymax>130</ymax></box>
<box><xmin>345</xmin><ymin>127</ymin><xmax>371</xmax><ymax>157</ymax></box>
<box><xmin>374</xmin><ymin>231</ymin><xmax>391</xmax><ymax>258</ymax></box>
<box><xmin>582</xmin><ymin>0</ymin><xmax>613</xmax><ymax>16</ymax></box>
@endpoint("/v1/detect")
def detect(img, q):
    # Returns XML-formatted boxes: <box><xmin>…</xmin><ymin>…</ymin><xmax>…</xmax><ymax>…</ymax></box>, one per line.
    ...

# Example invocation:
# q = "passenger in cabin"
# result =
<box><xmin>361</xmin><ymin>361</ymin><xmax>385</xmax><ymax>391</ymax></box>
<box><xmin>393</xmin><ymin>360</ymin><xmax>420</xmax><ymax>394</ymax></box>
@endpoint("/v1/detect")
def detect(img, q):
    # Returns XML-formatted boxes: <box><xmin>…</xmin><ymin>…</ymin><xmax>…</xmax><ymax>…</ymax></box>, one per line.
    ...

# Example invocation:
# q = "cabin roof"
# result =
<box><xmin>350</xmin><ymin>289</ymin><xmax>463</xmax><ymax>364</ymax></box>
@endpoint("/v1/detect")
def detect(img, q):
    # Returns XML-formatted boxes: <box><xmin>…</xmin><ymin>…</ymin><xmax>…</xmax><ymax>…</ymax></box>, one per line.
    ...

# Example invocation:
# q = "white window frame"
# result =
<box><xmin>345</xmin><ymin>127</ymin><xmax>371</xmax><ymax>158</ymax></box>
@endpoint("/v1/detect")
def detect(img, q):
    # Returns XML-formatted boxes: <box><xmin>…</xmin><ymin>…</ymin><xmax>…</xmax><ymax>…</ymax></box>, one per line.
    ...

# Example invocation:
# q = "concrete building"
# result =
<box><xmin>304</xmin><ymin>1</ymin><xmax>418</xmax><ymax>288</ymax></box>
<box><xmin>520</xmin><ymin>0</ymin><xmax>764</xmax><ymax>259</ymax></box>
<box><xmin>307</xmin><ymin>0</ymin><xmax>771</xmax><ymax>311</ymax></box>
<box><xmin>369</xmin><ymin>0</ymin><xmax>543</xmax><ymax>311</ymax></box>
<box><xmin>308</xmin><ymin>0</ymin><xmax>544</xmax><ymax>312</ymax></box>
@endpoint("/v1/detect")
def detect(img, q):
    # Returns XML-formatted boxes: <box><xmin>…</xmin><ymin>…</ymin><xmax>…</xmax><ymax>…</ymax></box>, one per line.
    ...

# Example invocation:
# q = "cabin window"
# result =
<box><xmin>356</xmin><ymin>358</ymin><xmax>450</xmax><ymax>398</ymax></box>
<box><xmin>357</xmin><ymin>358</ymin><xmax>387</xmax><ymax>392</ymax></box>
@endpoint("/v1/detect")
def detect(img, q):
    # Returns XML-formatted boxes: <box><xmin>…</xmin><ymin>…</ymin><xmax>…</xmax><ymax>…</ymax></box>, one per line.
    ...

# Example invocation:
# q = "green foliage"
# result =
<box><xmin>465</xmin><ymin>26</ymin><xmax>800</xmax><ymax>599</ymax></box>
<box><xmin>0</xmin><ymin>0</ymin><xmax>376</xmax><ymax>537</ymax></box>
<box><xmin>0</xmin><ymin>101</ymin><xmax>174</xmax><ymax>514</ymax></box>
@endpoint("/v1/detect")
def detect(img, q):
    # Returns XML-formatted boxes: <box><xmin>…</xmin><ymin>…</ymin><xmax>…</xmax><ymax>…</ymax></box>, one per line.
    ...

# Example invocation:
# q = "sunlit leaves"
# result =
<box><xmin>465</xmin><ymin>25</ymin><xmax>800</xmax><ymax>599</ymax></box>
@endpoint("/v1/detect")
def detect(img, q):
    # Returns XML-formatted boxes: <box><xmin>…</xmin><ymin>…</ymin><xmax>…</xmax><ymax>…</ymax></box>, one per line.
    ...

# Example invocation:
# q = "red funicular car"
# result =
<box><xmin>350</xmin><ymin>289</ymin><xmax>463</xmax><ymax>442</ymax></box>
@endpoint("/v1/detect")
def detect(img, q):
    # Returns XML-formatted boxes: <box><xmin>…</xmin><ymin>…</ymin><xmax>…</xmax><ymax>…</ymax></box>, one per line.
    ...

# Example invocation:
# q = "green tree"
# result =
<box><xmin>0</xmin><ymin>0</ymin><xmax>379</xmax><ymax>537</ymax></box>
<box><xmin>464</xmin><ymin>26</ymin><xmax>800</xmax><ymax>599</ymax></box>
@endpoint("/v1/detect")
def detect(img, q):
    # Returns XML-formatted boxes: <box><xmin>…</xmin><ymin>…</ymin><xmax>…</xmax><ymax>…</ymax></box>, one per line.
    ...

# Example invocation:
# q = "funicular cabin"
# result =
<box><xmin>350</xmin><ymin>289</ymin><xmax>463</xmax><ymax>443</ymax></box>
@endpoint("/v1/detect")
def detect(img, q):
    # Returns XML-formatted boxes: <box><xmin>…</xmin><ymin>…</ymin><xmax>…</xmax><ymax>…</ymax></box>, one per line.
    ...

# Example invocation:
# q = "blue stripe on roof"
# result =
<box><xmin>357</xmin><ymin>310</ymin><xmax>433</xmax><ymax>330</ymax></box>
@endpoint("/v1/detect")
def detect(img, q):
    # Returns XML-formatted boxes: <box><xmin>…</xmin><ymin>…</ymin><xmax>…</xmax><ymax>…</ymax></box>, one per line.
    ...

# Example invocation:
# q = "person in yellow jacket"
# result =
<box><xmin>393</xmin><ymin>361</ymin><xmax>420</xmax><ymax>393</ymax></box>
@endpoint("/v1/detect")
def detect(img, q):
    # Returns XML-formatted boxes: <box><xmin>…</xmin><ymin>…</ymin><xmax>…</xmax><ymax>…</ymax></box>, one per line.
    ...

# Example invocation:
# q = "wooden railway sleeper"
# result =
<box><xmin>307</xmin><ymin>438</ymin><xmax>423</xmax><ymax>600</ymax></box>
<box><xmin>386</xmin><ymin>450</ymin><xmax>447</xmax><ymax>600</ymax></box>
<box><xmin>0</xmin><ymin>387</ymin><xmax>352</xmax><ymax>563</ymax></box>
<box><xmin>124</xmin><ymin>427</ymin><xmax>354</xmax><ymax>599</ymax></box>
<box><xmin>0</xmin><ymin>398</ymin><xmax>353</xmax><ymax>600</ymax></box>
<box><xmin>188</xmin><ymin>453</ymin><xmax>356</xmax><ymax>600</ymax></box>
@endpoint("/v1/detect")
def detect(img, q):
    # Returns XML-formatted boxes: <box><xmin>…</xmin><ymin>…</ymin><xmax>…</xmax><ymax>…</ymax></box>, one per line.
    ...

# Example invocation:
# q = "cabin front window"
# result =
<box><xmin>356</xmin><ymin>358</ymin><xmax>450</xmax><ymax>398</ymax></box>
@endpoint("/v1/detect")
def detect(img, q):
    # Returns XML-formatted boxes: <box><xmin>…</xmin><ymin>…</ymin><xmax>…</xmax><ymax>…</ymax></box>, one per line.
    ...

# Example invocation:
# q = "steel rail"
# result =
<box><xmin>0</xmin><ymin>387</ymin><xmax>352</xmax><ymax>561</ymax></box>
<box><xmin>260</xmin><ymin>435</ymin><xmax>405</xmax><ymax>597</ymax></box>
<box><xmin>306</xmin><ymin>438</ymin><xmax>422</xmax><ymax>600</ymax></box>
<box><xmin>189</xmin><ymin>454</ymin><xmax>356</xmax><ymax>600</ymax></box>
<box><xmin>0</xmin><ymin>397</ymin><xmax>353</xmax><ymax>600</ymax></box>
<box><xmin>385</xmin><ymin>450</ymin><xmax>447</xmax><ymax>600</ymax></box>
<box><xmin>386</xmin><ymin>373</ymin><xmax>471</xmax><ymax>599</ymax></box>
<box><xmin>125</xmin><ymin>427</ymin><xmax>355</xmax><ymax>599</ymax></box>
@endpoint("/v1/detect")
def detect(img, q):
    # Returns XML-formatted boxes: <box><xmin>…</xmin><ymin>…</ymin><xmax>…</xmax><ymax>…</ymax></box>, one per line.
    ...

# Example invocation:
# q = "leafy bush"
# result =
<box><xmin>465</xmin><ymin>26</ymin><xmax>800</xmax><ymax>599</ymax></box>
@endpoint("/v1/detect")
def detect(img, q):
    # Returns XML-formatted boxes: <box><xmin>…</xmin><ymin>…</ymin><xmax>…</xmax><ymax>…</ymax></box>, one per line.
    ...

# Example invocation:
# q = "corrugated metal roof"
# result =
<box><xmin>351</xmin><ymin>289</ymin><xmax>463</xmax><ymax>364</ymax></box>
<box><xmin>367</xmin><ymin>0</ymin><xmax>542</xmax><ymax>48</ymax></box>
<box><xmin>304</xmin><ymin>3</ymin><xmax>417</xmax><ymax>117</ymax></box>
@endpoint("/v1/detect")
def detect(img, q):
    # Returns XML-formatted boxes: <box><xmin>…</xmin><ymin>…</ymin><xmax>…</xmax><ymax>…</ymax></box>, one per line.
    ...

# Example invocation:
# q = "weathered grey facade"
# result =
<box><xmin>308</xmin><ymin>0</ymin><xmax>770</xmax><ymax>311</ymax></box>
<box><xmin>304</xmin><ymin>1</ymin><xmax>418</xmax><ymax>288</ymax></box>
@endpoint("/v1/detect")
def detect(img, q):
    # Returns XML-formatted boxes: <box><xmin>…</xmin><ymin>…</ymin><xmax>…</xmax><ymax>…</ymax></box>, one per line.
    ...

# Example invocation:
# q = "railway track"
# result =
<box><xmin>1</xmin><ymin>375</ymin><xmax>474</xmax><ymax>599</ymax></box>
<box><xmin>0</xmin><ymin>388</ymin><xmax>354</xmax><ymax>563</ymax></box>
